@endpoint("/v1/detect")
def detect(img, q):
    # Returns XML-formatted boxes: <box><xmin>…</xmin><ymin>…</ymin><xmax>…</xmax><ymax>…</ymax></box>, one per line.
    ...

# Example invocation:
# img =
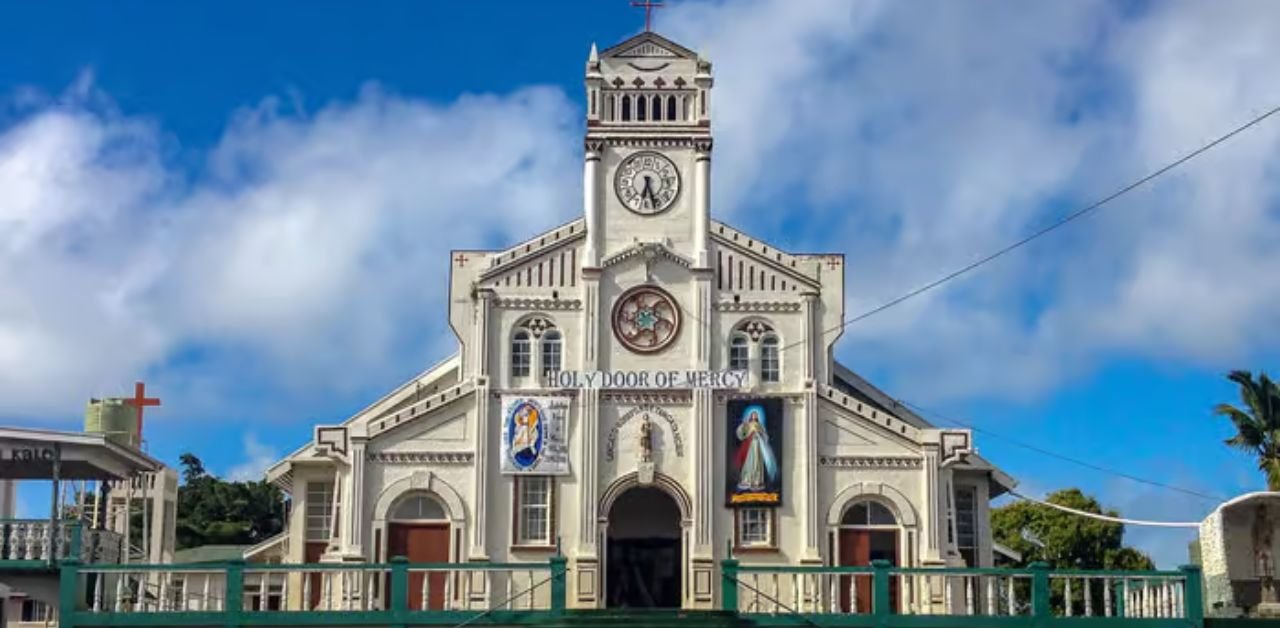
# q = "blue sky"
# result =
<box><xmin>2</xmin><ymin>1</ymin><xmax>1279</xmax><ymax>567</ymax></box>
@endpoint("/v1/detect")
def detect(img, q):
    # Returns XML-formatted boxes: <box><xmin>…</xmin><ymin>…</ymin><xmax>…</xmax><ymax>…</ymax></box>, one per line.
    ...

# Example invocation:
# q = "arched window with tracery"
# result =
<box><xmin>761</xmin><ymin>334</ymin><xmax>781</xmax><ymax>383</ymax></box>
<box><xmin>511</xmin><ymin>330</ymin><xmax>531</xmax><ymax>378</ymax></box>
<box><xmin>542</xmin><ymin>330</ymin><xmax>563</xmax><ymax>376</ymax></box>
<box><xmin>729</xmin><ymin>334</ymin><xmax>750</xmax><ymax>372</ymax></box>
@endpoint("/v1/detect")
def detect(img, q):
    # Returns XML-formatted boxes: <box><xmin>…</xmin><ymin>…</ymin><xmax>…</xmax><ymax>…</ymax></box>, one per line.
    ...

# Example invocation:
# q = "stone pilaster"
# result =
<box><xmin>346</xmin><ymin>428</ymin><xmax>368</xmax><ymax>557</ymax></box>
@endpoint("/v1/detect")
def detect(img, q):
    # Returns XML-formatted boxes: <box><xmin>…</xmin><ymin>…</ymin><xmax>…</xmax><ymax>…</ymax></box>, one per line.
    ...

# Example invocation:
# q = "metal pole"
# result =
<box><xmin>49</xmin><ymin>443</ymin><xmax>62</xmax><ymax>565</ymax></box>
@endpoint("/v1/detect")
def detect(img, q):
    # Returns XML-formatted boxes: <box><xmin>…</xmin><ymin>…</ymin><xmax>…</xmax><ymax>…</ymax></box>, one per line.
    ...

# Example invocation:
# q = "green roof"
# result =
<box><xmin>172</xmin><ymin>545</ymin><xmax>249</xmax><ymax>564</ymax></box>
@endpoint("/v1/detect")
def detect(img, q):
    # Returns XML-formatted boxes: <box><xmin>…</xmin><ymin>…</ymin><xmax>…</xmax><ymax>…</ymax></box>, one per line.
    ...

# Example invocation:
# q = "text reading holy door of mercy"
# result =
<box><xmin>544</xmin><ymin>369</ymin><xmax>747</xmax><ymax>390</ymax></box>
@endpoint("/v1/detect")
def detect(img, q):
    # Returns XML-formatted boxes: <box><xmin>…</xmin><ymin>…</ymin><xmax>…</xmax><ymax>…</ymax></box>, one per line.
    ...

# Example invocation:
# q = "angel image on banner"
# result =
<box><xmin>501</xmin><ymin>396</ymin><xmax>571</xmax><ymax>475</ymax></box>
<box><xmin>726</xmin><ymin>398</ymin><xmax>783</xmax><ymax>506</ymax></box>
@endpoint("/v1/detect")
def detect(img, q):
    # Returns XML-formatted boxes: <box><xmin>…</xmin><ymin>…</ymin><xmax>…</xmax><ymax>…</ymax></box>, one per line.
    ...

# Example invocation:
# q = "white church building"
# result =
<box><xmin>264</xmin><ymin>30</ymin><xmax>1014</xmax><ymax>611</ymax></box>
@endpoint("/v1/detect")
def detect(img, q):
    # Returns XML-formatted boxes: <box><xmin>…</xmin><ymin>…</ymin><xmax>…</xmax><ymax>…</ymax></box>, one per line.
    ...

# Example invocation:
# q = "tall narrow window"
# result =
<box><xmin>955</xmin><ymin>485</ymin><xmax>977</xmax><ymax>566</ymax></box>
<box><xmin>667</xmin><ymin>95</ymin><xmax>677</xmax><ymax>121</ymax></box>
<box><xmin>761</xmin><ymin>335</ymin><xmax>781</xmax><ymax>382</ymax></box>
<box><xmin>606</xmin><ymin>95</ymin><xmax>615</xmax><ymax>121</ymax></box>
<box><xmin>637</xmin><ymin>95</ymin><xmax>647</xmax><ymax>121</ymax></box>
<box><xmin>729</xmin><ymin>335</ymin><xmax>750</xmax><ymax>372</ymax></box>
<box><xmin>511</xmin><ymin>331</ymin><xmax>531</xmax><ymax>378</ymax></box>
<box><xmin>622</xmin><ymin>95</ymin><xmax>631</xmax><ymax>121</ymax></box>
<box><xmin>651</xmin><ymin>94</ymin><xmax>663</xmax><ymax>121</ymax></box>
<box><xmin>305</xmin><ymin>481</ymin><xmax>335</xmax><ymax>541</ymax></box>
<box><xmin>515</xmin><ymin>476</ymin><xmax>553</xmax><ymax>545</ymax></box>
<box><xmin>542</xmin><ymin>330</ymin><xmax>562</xmax><ymax>376</ymax></box>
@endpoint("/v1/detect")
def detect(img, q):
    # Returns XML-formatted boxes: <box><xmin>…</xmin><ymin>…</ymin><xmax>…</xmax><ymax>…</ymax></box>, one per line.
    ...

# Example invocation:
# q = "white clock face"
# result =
<box><xmin>614</xmin><ymin>151</ymin><xmax>680</xmax><ymax>215</ymax></box>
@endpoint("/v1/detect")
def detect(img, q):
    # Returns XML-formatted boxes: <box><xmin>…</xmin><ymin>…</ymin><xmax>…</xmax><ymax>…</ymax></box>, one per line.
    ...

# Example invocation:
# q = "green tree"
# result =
<box><xmin>992</xmin><ymin>488</ymin><xmax>1154</xmax><ymax>570</ymax></box>
<box><xmin>1214</xmin><ymin>369</ymin><xmax>1280</xmax><ymax>604</ymax></box>
<box><xmin>175</xmin><ymin>453</ymin><xmax>286</xmax><ymax>550</ymax></box>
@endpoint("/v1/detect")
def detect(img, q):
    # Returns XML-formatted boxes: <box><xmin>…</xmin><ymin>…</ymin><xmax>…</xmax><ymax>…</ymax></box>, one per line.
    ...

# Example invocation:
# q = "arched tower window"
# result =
<box><xmin>636</xmin><ymin>95</ymin><xmax>647</xmax><ymax>121</ymax></box>
<box><xmin>621</xmin><ymin>95</ymin><xmax>632</xmax><ymax>121</ymax></box>
<box><xmin>605</xmin><ymin>95</ymin><xmax>615</xmax><ymax>122</ymax></box>
<box><xmin>651</xmin><ymin>94</ymin><xmax>663</xmax><ymax>121</ymax></box>
<box><xmin>761</xmin><ymin>334</ymin><xmax>781</xmax><ymax>383</ymax></box>
<box><xmin>542</xmin><ymin>330</ymin><xmax>563</xmax><ymax>376</ymax></box>
<box><xmin>729</xmin><ymin>334</ymin><xmax>750</xmax><ymax>372</ymax></box>
<box><xmin>511</xmin><ymin>330</ymin><xmax>531</xmax><ymax>378</ymax></box>
<box><xmin>667</xmin><ymin>95</ymin><xmax>677</xmax><ymax>121</ymax></box>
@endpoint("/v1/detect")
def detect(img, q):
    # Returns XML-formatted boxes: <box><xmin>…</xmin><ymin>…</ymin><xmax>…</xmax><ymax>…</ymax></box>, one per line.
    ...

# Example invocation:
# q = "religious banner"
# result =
<box><xmin>500</xmin><ymin>396</ymin><xmax>571</xmax><ymax>475</ymax></box>
<box><xmin>726</xmin><ymin>398</ymin><xmax>783</xmax><ymax>507</ymax></box>
<box><xmin>544</xmin><ymin>369</ymin><xmax>746</xmax><ymax>390</ymax></box>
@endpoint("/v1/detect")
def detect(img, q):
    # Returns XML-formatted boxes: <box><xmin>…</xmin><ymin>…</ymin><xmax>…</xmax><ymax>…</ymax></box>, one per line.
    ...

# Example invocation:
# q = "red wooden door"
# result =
<box><xmin>305</xmin><ymin>542</ymin><xmax>326</xmax><ymax>610</ymax></box>
<box><xmin>838</xmin><ymin>529</ymin><xmax>898</xmax><ymax>613</ymax></box>
<box><xmin>388</xmin><ymin>524</ymin><xmax>450</xmax><ymax>610</ymax></box>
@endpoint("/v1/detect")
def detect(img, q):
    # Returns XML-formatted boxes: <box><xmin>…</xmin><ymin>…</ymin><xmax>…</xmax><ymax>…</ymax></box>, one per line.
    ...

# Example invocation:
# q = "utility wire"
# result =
<box><xmin>899</xmin><ymin>399</ymin><xmax>1228</xmax><ymax>503</ymax></box>
<box><xmin>777</xmin><ymin>103</ymin><xmax>1280</xmax><ymax>356</ymax></box>
<box><xmin>1007</xmin><ymin>489</ymin><xmax>1201</xmax><ymax>528</ymax></box>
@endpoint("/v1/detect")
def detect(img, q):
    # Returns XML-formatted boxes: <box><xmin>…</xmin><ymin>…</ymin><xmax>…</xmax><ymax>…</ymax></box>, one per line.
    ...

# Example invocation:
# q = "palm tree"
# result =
<box><xmin>1215</xmin><ymin>370</ymin><xmax>1280</xmax><ymax>490</ymax></box>
<box><xmin>1215</xmin><ymin>369</ymin><xmax>1280</xmax><ymax>606</ymax></box>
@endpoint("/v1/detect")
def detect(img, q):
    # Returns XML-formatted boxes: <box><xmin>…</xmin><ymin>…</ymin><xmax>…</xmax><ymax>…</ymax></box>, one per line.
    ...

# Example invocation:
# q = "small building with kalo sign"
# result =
<box><xmin>264</xmin><ymin>28</ymin><xmax>1015</xmax><ymax>611</ymax></box>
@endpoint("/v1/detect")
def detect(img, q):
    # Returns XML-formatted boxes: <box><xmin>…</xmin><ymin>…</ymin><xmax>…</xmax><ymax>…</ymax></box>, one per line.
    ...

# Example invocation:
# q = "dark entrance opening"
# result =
<box><xmin>606</xmin><ymin>486</ymin><xmax>682</xmax><ymax>608</ymax></box>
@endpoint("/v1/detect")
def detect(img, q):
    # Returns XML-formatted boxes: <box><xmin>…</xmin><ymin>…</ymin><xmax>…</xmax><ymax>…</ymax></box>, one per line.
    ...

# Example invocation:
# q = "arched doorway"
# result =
<box><xmin>605</xmin><ymin>486</ymin><xmax>682</xmax><ymax>608</ymax></box>
<box><xmin>837</xmin><ymin>500</ymin><xmax>901</xmax><ymax>613</ymax></box>
<box><xmin>386</xmin><ymin>492</ymin><xmax>450</xmax><ymax>610</ymax></box>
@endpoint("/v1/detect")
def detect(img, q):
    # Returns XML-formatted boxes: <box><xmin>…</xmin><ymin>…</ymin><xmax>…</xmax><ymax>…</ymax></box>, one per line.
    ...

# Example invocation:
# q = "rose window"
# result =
<box><xmin>611</xmin><ymin>285</ymin><xmax>681</xmax><ymax>353</ymax></box>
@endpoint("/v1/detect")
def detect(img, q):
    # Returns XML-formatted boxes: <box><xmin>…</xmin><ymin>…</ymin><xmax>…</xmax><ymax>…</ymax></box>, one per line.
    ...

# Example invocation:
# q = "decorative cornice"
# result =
<box><xmin>819</xmin><ymin>455</ymin><xmax>922</xmax><ymax>469</ymax></box>
<box><xmin>368</xmin><ymin>451</ymin><xmax>474</xmax><ymax>465</ymax></box>
<box><xmin>715</xmin><ymin>301</ymin><xmax>803</xmax><ymax>313</ymax></box>
<box><xmin>601</xmin><ymin>391</ymin><xmax>692</xmax><ymax>405</ymax></box>
<box><xmin>601</xmin><ymin>241</ymin><xmax>693</xmax><ymax>270</ymax></box>
<box><xmin>494</xmin><ymin>297</ymin><xmax>582</xmax><ymax>311</ymax></box>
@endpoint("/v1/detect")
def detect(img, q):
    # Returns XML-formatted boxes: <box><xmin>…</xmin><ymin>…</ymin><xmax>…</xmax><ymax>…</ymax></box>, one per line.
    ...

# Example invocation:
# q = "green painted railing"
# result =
<box><xmin>59</xmin><ymin>555</ymin><xmax>568</xmax><ymax>628</ymax></box>
<box><xmin>723</xmin><ymin>559</ymin><xmax>1204</xmax><ymax>627</ymax></box>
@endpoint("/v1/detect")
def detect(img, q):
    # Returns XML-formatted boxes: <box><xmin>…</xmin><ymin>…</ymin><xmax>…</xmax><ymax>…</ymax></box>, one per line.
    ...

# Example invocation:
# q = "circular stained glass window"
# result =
<box><xmin>611</xmin><ymin>285</ymin><xmax>681</xmax><ymax>354</ymax></box>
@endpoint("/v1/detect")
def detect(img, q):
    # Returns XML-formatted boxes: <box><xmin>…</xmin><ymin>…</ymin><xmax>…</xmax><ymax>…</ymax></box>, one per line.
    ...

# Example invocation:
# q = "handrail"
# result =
<box><xmin>734</xmin><ymin>563</ymin><xmax>1187</xmax><ymax>578</ymax></box>
<box><xmin>78</xmin><ymin>560</ymin><xmax>557</xmax><ymax>573</ymax></box>
<box><xmin>724</xmin><ymin>573</ymin><xmax>824</xmax><ymax>628</ymax></box>
<box><xmin>445</xmin><ymin>566</ymin><xmax>566</xmax><ymax>628</ymax></box>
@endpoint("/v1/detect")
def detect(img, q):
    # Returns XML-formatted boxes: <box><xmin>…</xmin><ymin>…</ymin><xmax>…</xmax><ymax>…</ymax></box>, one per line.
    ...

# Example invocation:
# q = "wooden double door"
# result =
<box><xmin>388</xmin><ymin>523</ymin><xmax>451</xmax><ymax>610</ymax></box>
<box><xmin>838</xmin><ymin>528</ymin><xmax>899</xmax><ymax>613</ymax></box>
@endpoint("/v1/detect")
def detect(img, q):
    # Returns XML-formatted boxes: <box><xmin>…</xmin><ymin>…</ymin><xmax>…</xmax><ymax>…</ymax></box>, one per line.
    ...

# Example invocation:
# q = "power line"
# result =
<box><xmin>899</xmin><ymin>399</ymin><xmax>1228</xmax><ymax>503</ymax></box>
<box><xmin>777</xmin><ymin>103</ymin><xmax>1280</xmax><ymax>356</ymax></box>
<box><xmin>671</xmin><ymin>293</ymin><xmax>1226</xmax><ymax>503</ymax></box>
<box><xmin>1007</xmin><ymin>489</ymin><xmax>1200</xmax><ymax>528</ymax></box>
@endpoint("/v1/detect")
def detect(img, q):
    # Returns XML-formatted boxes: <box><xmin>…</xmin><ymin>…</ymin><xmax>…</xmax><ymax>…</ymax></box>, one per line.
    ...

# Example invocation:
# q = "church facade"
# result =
<box><xmin>265</xmin><ymin>30</ymin><xmax>1014</xmax><ymax>610</ymax></box>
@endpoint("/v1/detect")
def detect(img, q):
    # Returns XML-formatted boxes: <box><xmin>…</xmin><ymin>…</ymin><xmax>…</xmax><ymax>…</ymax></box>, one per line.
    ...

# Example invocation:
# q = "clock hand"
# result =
<box><xmin>640</xmin><ymin>176</ymin><xmax>658</xmax><ymax>208</ymax></box>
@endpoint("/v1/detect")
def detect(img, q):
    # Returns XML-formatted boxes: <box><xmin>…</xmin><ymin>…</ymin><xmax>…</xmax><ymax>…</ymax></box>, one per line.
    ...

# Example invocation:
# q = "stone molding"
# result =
<box><xmin>714</xmin><ymin>301</ymin><xmax>802</xmax><ymax>313</ymax></box>
<box><xmin>493</xmin><ymin>297</ymin><xmax>583</xmax><ymax>311</ymax></box>
<box><xmin>818</xmin><ymin>455</ymin><xmax>923</xmax><ymax>469</ymax></box>
<box><xmin>367</xmin><ymin>451</ymin><xmax>475</xmax><ymax>465</ymax></box>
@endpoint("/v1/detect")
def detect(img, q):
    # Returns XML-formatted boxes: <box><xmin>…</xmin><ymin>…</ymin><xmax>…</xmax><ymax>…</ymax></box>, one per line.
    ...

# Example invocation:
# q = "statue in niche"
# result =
<box><xmin>639</xmin><ymin>415</ymin><xmax>654</xmax><ymax>463</ymax></box>
<box><xmin>637</xmin><ymin>414</ymin><xmax>655</xmax><ymax>485</ymax></box>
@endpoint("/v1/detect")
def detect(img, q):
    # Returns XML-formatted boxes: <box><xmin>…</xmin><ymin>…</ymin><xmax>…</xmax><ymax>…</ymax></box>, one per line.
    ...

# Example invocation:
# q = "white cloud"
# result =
<box><xmin>0</xmin><ymin>81</ymin><xmax>579</xmax><ymax>417</ymax></box>
<box><xmin>662</xmin><ymin>0</ymin><xmax>1280</xmax><ymax>401</ymax></box>
<box><xmin>227</xmin><ymin>433</ymin><xmax>281</xmax><ymax>482</ymax></box>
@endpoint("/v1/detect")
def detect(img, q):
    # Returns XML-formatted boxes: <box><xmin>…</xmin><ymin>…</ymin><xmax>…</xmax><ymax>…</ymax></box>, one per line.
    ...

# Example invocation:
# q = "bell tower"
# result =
<box><xmin>582</xmin><ymin>31</ymin><xmax>714</xmax><ymax>268</ymax></box>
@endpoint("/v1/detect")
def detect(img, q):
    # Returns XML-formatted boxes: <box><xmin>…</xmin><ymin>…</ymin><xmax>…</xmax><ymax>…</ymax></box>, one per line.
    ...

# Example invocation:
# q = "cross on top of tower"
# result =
<box><xmin>630</xmin><ymin>0</ymin><xmax>664</xmax><ymax>32</ymax></box>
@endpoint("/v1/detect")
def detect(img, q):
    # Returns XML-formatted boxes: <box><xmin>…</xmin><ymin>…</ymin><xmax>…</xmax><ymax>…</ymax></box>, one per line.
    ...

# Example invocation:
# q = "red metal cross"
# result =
<box><xmin>454</xmin><ymin>253</ymin><xmax>469</xmax><ymax>267</ymax></box>
<box><xmin>631</xmin><ymin>0</ymin><xmax>664</xmax><ymax>32</ymax></box>
<box><xmin>124</xmin><ymin>381</ymin><xmax>161</xmax><ymax>437</ymax></box>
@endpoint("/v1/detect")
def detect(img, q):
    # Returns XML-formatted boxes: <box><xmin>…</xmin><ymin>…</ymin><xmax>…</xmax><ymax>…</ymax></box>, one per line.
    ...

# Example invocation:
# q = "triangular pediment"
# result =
<box><xmin>602</xmin><ymin>32</ymin><xmax>697</xmax><ymax>60</ymax></box>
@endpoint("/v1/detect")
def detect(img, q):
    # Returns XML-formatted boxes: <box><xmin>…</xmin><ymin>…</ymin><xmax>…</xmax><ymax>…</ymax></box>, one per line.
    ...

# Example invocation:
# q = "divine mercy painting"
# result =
<box><xmin>726</xmin><ymin>398</ymin><xmax>783</xmax><ymax>506</ymax></box>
